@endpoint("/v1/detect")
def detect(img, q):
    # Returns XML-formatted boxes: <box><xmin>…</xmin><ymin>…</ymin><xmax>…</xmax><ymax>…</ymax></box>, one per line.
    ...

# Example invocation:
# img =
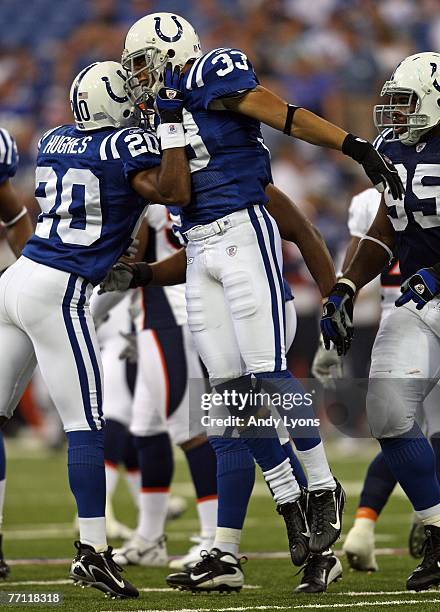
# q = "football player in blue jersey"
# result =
<box><xmin>0</xmin><ymin>60</ymin><xmax>190</xmax><ymax>599</ymax></box>
<box><xmin>109</xmin><ymin>12</ymin><xmax>405</xmax><ymax>591</ymax></box>
<box><xmin>0</xmin><ymin>127</ymin><xmax>33</xmax><ymax>579</ymax></box>
<box><xmin>322</xmin><ymin>51</ymin><xmax>440</xmax><ymax>591</ymax></box>
<box><xmin>101</xmin><ymin>182</ymin><xmax>345</xmax><ymax>592</ymax></box>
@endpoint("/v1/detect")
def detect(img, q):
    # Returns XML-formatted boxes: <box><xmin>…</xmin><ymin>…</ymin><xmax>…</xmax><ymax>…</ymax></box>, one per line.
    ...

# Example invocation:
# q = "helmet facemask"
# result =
<box><xmin>122</xmin><ymin>46</ymin><xmax>169</xmax><ymax>115</ymax></box>
<box><xmin>374</xmin><ymin>84</ymin><xmax>430</xmax><ymax>145</ymax></box>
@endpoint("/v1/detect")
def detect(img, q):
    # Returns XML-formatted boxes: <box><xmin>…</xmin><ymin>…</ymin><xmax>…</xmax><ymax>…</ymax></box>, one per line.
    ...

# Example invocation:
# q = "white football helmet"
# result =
<box><xmin>374</xmin><ymin>52</ymin><xmax>440</xmax><ymax>146</ymax></box>
<box><xmin>70</xmin><ymin>61</ymin><xmax>140</xmax><ymax>131</ymax></box>
<box><xmin>122</xmin><ymin>12</ymin><xmax>202</xmax><ymax>107</ymax></box>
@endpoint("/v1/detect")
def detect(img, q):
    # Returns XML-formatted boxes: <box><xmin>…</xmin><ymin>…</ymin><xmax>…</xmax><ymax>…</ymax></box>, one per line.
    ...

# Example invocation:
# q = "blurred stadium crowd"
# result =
<box><xmin>0</xmin><ymin>0</ymin><xmax>438</xmax><ymax>435</ymax></box>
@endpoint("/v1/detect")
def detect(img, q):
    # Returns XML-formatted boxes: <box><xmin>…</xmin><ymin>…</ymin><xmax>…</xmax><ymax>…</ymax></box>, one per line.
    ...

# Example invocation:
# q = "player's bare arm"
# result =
<box><xmin>131</xmin><ymin>64</ymin><xmax>190</xmax><ymax>206</ymax></box>
<box><xmin>343</xmin><ymin>197</ymin><xmax>395</xmax><ymax>291</ymax></box>
<box><xmin>130</xmin><ymin>148</ymin><xmax>190</xmax><ymax>206</ymax></box>
<box><xmin>265</xmin><ymin>183</ymin><xmax>336</xmax><ymax>297</ymax></box>
<box><xmin>0</xmin><ymin>179</ymin><xmax>32</xmax><ymax>257</ymax></box>
<box><xmin>320</xmin><ymin>197</ymin><xmax>395</xmax><ymax>355</ymax></box>
<box><xmin>222</xmin><ymin>85</ymin><xmax>404</xmax><ymax>200</ymax></box>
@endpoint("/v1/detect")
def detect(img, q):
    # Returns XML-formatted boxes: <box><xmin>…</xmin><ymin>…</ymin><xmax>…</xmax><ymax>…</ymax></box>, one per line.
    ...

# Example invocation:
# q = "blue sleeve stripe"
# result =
<box><xmin>100</xmin><ymin>127</ymin><xmax>135</xmax><ymax>160</ymax></box>
<box><xmin>0</xmin><ymin>128</ymin><xmax>13</xmax><ymax>165</ymax></box>
<box><xmin>0</xmin><ymin>131</ymin><xmax>6</xmax><ymax>164</ymax></box>
<box><xmin>99</xmin><ymin>133</ymin><xmax>113</xmax><ymax>160</ymax></box>
<box><xmin>37</xmin><ymin>125</ymin><xmax>62</xmax><ymax>151</ymax></box>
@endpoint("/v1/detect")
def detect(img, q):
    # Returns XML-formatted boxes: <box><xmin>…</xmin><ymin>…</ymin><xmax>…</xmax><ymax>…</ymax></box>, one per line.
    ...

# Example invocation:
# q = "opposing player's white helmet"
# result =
<box><xmin>70</xmin><ymin>61</ymin><xmax>140</xmax><ymax>131</ymax></box>
<box><xmin>374</xmin><ymin>52</ymin><xmax>440</xmax><ymax>146</ymax></box>
<box><xmin>122</xmin><ymin>12</ymin><xmax>202</xmax><ymax>107</ymax></box>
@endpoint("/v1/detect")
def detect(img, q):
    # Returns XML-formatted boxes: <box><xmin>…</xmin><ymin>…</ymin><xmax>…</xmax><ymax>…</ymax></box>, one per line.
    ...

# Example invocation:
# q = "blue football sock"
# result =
<box><xmin>242</xmin><ymin>436</ymin><xmax>288</xmax><ymax>472</ymax></box>
<box><xmin>359</xmin><ymin>451</ymin><xmax>396</xmax><ymax>515</ymax></box>
<box><xmin>282</xmin><ymin>441</ymin><xmax>307</xmax><ymax>488</ymax></box>
<box><xmin>430</xmin><ymin>434</ymin><xmax>440</xmax><ymax>485</ymax></box>
<box><xmin>185</xmin><ymin>440</ymin><xmax>217</xmax><ymax>500</ymax></box>
<box><xmin>104</xmin><ymin>418</ymin><xmax>128</xmax><ymax>467</ymax></box>
<box><xmin>134</xmin><ymin>433</ymin><xmax>173</xmax><ymax>489</ymax></box>
<box><xmin>0</xmin><ymin>432</ymin><xmax>5</xmax><ymax>481</ymax></box>
<box><xmin>209</xmin><ymin>437</ymin><xmax>255</xmax><ymax>529</ymax></box>
<box><xmin>254</xmin><ymin>370</ymin><xmax>321</xmax><ymax>451</ymax></box>
<box><xmin>67</xmin><ymin>430</ymin><xmax>105</xmax><ymax>517</ymax></box>
<box><xmin>379</xmin><ymin>424</ymin><xmax>440</xmax><ymax>511</ymax></box>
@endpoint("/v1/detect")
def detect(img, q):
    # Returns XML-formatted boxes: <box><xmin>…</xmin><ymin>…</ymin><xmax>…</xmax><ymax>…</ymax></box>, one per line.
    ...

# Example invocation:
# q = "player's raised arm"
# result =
<box><xmin>131</xmin><ymin>64</ymin><xmax>190</xmax><ymax>206</ymax></box>
<box><xmin>222</xmin><ymin>85</ymin><xmax>404</xmax><ymax>201</ymax></box>
<box><xmin>265</xmin><ymin>183</ymin><xmax>336</xmax><ymax>297</ymax></box>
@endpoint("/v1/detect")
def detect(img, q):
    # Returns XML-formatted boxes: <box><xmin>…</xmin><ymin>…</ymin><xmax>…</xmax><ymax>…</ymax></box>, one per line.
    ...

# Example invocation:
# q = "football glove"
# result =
<box><xmin>156</xmin><ymin>62</ymin><xmax>184</xmax><ymax>124</ymax></box>
<box><xmin>311</xmin><ymin>335</ymin><xmax>343</xmax><ymax>389</ymax></box>
<box><xmin>119</xmin><ymin>331</ymin><xmax>138</xmax><ymax>364</ymax></box>
<box><xmin>320</xmin><ymin>279</ymin><xmax>356</xmax><ymax>356</ymax></box>
<box><xmin>98</xmin><ymin>262</ymin><xmax>153</xmax><ymax>294</ymax></box>
<box><xmin>342</xmin><ymin>133</ymin><xmax>404</xmax><ymax>201</ymax></box>
<box><xmin>395</xmin><ymin>265</ymin><xmax>440</xmax><ymax>310</ymax></box>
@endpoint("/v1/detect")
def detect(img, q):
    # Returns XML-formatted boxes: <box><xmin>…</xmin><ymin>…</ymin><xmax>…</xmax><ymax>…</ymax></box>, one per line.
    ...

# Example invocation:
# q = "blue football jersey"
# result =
<box><xmin>23</xmin><ymin>124</ymin><xmax>161</xmax><ymax>285</ymax></box>
<box><xmin>0</xmin><ymin>127</ymin><xmax>18</xmax><ymax>185</ymax></box>
<box><xmin>177</xmin><ymin>47</ymin><xmax>272</xmax><ymax>231</ymax></box>
<box><xmin>378</xmin><ymin>132</ymin><xmax>440</xmax><ymax>281</ymax></box>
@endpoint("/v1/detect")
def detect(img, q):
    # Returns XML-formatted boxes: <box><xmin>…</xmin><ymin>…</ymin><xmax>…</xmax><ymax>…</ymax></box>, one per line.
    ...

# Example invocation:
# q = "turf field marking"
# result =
<box><xmin>101</xmin><ymin>602</ymin><xmax>440</xmax><ymax>612</ymax></box>
<box><xmin>0</xmin><ymin>579</ymin><xmax>261</xmax><ymax>591</ymax></box>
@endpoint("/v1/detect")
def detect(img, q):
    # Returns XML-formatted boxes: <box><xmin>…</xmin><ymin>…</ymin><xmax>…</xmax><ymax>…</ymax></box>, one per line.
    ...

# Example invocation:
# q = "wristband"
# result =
<box><xmin>341</xmin><ymin>133</ymin><xmax>368</xmax><ymax>163</ymax></box>
<box><xmin>131</xmin><ymin>263</ymin><xmax>153</xmax><ymax>288</ymax></box>
<box><xmin>337</xmin><ymin>277</ymin><xmax>357</xmax><ymax>295</ymax></box>
<box><xmin>159</xmin><ymin>123</ymin><xmax>186</xmax><ymax>150</ymax></box>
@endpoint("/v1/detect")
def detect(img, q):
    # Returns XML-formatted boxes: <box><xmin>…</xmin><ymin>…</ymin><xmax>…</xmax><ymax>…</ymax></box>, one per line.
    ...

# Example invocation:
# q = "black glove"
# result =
<box><xmin>342</xmin><ymin>133</ymin><xmax>404</xmax><ymax>201</ymax></box>
<box><xmin>320</xmin><ymin>279</ymin><xmax>356</xmax><ymax>356</ymax></box>
<box><xmin>156</xmin><ymin>63</ymin><xmax>184</xmax><ymax>124</ymax></box>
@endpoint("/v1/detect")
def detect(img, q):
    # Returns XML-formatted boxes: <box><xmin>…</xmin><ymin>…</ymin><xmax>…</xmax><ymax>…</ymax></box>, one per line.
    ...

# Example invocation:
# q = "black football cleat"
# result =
<box><xmin>407</xmin><ymin>525</ymin><xmax>440</xmax><ymax>591</ymax></box>
<box><xmin>166</xmin><ymin>548</ymin><xmax>245</xmax><ymax>592</ymax></box>
<box><xmin>294</xmin><ymin>550</ymin><xmax>342</xmax><ymax>593</ymax></box>
<box><xmin>0</xmin><ymin>534</ymin><xmax>10</xmax><ymax>579</ymax></box>
<box><xmin>409</xmin><ymin>519</ymin><xmax>427</xmax><ymax>559</ymax></box>
<box><xmin>308</xmin><ymin>479</ymin><xmax>345</xmax><ymax>554</ymax></box>
<box><xmin>277</xmin><ymin>490</ymin><xmax>310</xmax><ymax>566</ymax></box>
<box><xmin>69</xmin><ymin>541</ymin><xmax>139</xmax><ymax>599</ymax></box>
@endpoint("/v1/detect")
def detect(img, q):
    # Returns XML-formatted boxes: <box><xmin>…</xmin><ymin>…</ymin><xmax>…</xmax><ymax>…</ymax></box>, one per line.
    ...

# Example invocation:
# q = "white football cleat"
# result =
<box><xmin>343</xmin><ymin>519</ymin><xmax>378</xmax><ymax>572</ymax></box>
<box><xmin>113</xmin><ymin>533</ymin><xmax>168</xmax><ymax>567</ymax></box>
<box><xmin>166</xmin><ymin>496</ymin><xmax>188</xmax><ymax>521</ymax></box>
<box><xmin>169</xmin><ymin>535</ymin><xmax>215</xmax><ymax>570</ymax></box>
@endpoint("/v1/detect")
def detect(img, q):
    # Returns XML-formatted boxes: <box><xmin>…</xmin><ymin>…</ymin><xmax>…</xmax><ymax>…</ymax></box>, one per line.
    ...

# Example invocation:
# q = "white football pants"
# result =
<box><xmin>0</xmin><ymin>256</ymin><xmax>103</xmax><ymax>431</ymax></box>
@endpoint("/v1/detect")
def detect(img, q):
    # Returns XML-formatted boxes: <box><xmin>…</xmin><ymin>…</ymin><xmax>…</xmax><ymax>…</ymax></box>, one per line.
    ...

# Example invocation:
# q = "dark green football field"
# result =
<box><xmin>1</xmin><ymin>439</ymin><xmax>439</xmax><ymax>612</ymax></box>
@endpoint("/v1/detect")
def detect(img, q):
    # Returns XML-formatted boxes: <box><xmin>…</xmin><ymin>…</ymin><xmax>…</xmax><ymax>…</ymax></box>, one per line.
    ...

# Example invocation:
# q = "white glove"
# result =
<box><xmin>99</xmin><ymin>263</ymin><xmax>134</xmax><ymax>294</ymax></box>
<box><xmin>311</xmin><ymin>335</ymin><xmax>343</xmax><ymax>388</ymax></box>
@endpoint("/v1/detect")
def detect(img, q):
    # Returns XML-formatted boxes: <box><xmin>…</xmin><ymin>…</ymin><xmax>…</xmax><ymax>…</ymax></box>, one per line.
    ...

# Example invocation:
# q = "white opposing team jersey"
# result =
<box><xmin>348</xmin><ymin>187</ymin><xmax>400</xmax><ymax>310</ymax></box>
<box><xmin>135</xmin><ymin>204</ymin><xmax>186</xmax><ymax>331</ymax></box>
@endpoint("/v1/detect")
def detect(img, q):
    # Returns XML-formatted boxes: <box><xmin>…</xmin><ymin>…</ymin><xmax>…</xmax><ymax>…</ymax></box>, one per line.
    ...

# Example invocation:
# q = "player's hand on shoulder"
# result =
<box><xmin>342</xmin><ymin>134</ymin><xmax>404</xmax><ymax>201</ymax></box>
<box><xmin>320</xmin><ymin>278</ymin><xmax>356</xmax><ymax>356</ymax></box>
<box><xmin>395</xmin><ymin>265</ymin><xmax>440</xmax><ymax>310</ymax></box>
<box><xmin>156</xmin><ymin>62</ymin><xmax>185</xmax><ymax>124</ymax></box>
<box><xmin>312</xmin><ymin>335</ymin><xmax>343</xmax><ymax>389</ymax></box>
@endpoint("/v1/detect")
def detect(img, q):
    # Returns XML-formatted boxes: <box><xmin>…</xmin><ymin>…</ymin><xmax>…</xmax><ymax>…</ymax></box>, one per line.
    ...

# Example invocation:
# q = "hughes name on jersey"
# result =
<box><xmin>175</xmin><ymin>47</ymin><xmax>272</xmax><ymax>231</ymax></box>
<box><xmin>23</xmin><ymin>125</ymin><xmax>161</xmax><ymax>285</ymax></box>
<box><xmin>376</xmin><ymin>131</ymin><xmax>440</xmax><ymax>281</ymax></box>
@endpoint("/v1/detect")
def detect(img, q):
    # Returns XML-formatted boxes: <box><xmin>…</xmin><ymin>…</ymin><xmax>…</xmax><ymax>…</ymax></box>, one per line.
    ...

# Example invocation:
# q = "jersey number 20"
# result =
<box><xmin>35</xmin><ymin>167</ymin><xmax>102</xmax><ymax>246</ymax></box>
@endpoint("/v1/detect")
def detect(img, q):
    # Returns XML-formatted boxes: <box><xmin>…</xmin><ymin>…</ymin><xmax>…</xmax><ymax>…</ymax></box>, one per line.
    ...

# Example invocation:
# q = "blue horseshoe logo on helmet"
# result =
<box><xmin>101</xmin><ymin>71</ymin><xmax>128</xmax><ymax>103</ymax></box>
<box><xmin>430</xmin><ymin>62</ymin><xmax>440</xmax><ymax>93</ymax></box>
<box><xmin>154</xmin><ymin>15</ymin><xmax>183</xmax><ymax>43</ymax></box>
